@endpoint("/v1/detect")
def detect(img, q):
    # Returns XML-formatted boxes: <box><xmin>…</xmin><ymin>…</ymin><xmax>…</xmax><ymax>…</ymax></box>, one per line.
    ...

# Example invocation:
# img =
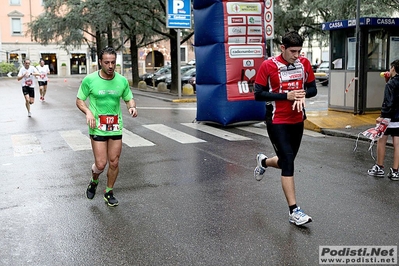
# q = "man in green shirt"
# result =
<box><xmin>76</xmin><ymin>47</ymin><xmax>138</xmax><ymax>206</ymax></box>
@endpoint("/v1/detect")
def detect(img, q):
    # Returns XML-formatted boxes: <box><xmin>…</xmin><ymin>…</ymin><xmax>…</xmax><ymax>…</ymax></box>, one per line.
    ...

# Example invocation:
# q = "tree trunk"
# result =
<box><xmin>169</xmin><ymin>29</ymin><xmax>178</xmax><ymax>94</ymax></box>
<box><xmin>95</xmin><ymin>30</ymin><xmax>102</xmax><ymax>69</ymax></box>
<box><xmin>129</xmin><ymin>34</ymin><xmax>140</xmax><ymax>87</ymax></box>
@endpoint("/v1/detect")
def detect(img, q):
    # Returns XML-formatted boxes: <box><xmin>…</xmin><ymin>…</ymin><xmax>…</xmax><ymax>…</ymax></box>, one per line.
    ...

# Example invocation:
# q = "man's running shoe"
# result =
<box><xmin>254</xmin><ymin>153</ymin><xmax>267</xmax><ymax>181</ymax></box>
<box><xmin>289</xmin><ymin>207</ymin><xmax>312</xmax><ymax>226</ymax></box>
<box><xmin>86</xmin><ymin>181</ymin><xmax>98</xmax><ymax>199</ymax></box>
<box><xmin>367</xmin><ymin>164</ymin><xmax>384</xmax><ymax>177</ymax></box>
<box><xmin>387</xmin><ymin>168</ymin><xmax>399</xmax><ymax>181</ymax></box>
<box><xmin>28</xmin><ymin>112</ymin><xmax>31</xmax><ymax>117</ymax></box>
<box><xmin>104</xmin><ymin>191</ymin><xmax>119</xmax><ymax>207</ymax></box>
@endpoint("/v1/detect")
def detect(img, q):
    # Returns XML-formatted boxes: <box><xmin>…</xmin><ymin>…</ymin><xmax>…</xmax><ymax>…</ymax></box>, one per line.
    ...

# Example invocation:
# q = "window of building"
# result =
<box><xmin>10</xmin><ymin>0</ymin><xmax>21</xmax><ymax>5</ymax></box>
<box><xmin>367</xmin><ymin>29</ymin><xmax>388</xmax><ymax>70</ymax></box>
<box><xmin>70</xmin><ymin>53</ymin><xmax>87</xmax><ymax>75</ymax></box>
<box><xmin>11</xmin><ymin>18</ymin><xmax>22</xmax><ymax>35</ymax></box>
<box><xmin>180</xmin><ymin>46</ymin><xmax>187</xmax><ymax>63</ymax></box>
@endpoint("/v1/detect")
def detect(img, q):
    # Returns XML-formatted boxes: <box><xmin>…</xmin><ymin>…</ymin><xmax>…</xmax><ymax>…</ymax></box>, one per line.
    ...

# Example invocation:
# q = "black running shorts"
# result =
<box><xmin>22</xmin><ymin>86</ymin><xmax>35</xmax><ymax>97</ymax></box>
<box><xmin>90</xmin><ymin>134</ymin><xmax>122</xmax><ymax>142</ymax></box>
<box><xmin>385</xmin><ymin>127</ymin><xmax>399</xmax><ymax>137</ymax></box>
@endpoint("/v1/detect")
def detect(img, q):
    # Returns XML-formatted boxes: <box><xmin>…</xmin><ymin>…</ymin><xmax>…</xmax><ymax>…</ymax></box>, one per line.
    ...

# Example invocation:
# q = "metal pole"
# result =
<box><xmin>270</xmin><ymin>39</ymin><xmax>274</xmax><ymax>56</ymax></box>
<box><xmin>354</xmin><ymin>0</ymin><xmax>360</xmax><ymax>114</ymax></box>
<box><xmin>177</xmin><ymin>29</ymin><xmax>182</xmax><ymax>98</ymax></box>
<box><xmin>120</xmin><ymin>32</ymin><xmax>124</xmax><ymax>76</ymax></box>
<box><xmin>152</xmin><ymin>47</ymin><xmax>155</xmax><ymax>88</ymax></box>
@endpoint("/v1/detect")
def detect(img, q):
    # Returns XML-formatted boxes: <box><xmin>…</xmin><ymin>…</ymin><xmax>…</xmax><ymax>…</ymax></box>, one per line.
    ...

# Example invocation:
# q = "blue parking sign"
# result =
<box><xmin>167</xmin><ymin>0</ymin><xmax>192</xmax><ymax>29</ymax></box>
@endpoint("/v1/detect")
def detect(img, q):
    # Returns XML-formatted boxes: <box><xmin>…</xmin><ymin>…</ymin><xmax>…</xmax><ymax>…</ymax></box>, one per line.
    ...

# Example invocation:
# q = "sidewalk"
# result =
<box><xmin>305</xmin><ymin>110</ymin><xmax>379</xmax><ymax>139</ymax></box>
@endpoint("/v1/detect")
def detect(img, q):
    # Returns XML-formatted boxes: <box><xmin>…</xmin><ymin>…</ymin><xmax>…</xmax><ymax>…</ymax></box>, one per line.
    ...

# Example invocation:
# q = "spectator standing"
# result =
<box><xmin>368</xmin><ymin>59</ymin><xmax>399</xmax><ymax>181</ymax></box>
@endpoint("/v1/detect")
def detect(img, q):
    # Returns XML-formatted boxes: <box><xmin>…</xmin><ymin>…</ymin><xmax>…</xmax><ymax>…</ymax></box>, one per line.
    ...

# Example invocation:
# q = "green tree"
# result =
<box><xmin>271</xmin><ymin>0</ymin><xmax>396</xmax><ymax>54</ymax></box>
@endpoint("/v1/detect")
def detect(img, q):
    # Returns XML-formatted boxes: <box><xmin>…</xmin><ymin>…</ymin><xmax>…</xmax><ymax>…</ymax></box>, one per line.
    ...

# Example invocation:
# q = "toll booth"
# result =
<box><xmin>322</xmin><ymin>17</ymin><xmax>399</xmax><ymax>113</ymax></box>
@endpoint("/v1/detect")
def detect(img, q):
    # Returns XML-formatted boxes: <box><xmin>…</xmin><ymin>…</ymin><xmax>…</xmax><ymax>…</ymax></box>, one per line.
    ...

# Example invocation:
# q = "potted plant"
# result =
<box><xmin>61</xmin><ymin>62</ymin><xmax>67</xmax><ymax>76</ymax></box>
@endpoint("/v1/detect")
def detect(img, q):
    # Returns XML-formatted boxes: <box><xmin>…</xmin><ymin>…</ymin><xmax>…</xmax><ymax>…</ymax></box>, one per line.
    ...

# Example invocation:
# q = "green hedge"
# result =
<box><xmin>0</xmin><ymin>62</ymin><xmax>18</xmax><ymax>74</ymax></box>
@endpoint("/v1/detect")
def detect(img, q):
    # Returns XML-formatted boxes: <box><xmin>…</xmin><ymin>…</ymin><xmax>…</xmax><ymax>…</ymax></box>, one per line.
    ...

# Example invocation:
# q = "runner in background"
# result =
<box><xmin>36</xmin><ymin>59</ymin><xmax>50</xmax><ymax>101</ymax></box>
<box><xmin>17</xmin><ymin>59</ymin><xmax>40</xmax><ymax>117</ymax></box>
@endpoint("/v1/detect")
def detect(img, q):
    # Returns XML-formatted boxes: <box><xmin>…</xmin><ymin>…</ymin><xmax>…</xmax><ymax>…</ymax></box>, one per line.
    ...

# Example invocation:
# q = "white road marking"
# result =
<box><xmin>143</xmin><ymin>124</ymin><xmax>206</xmax><ymax>144</ymax></box>
<box><xmin>122</xmin><ymin>128</ymin><xmax>155</xmax><ymax>147</ymax></box>
<box><xmin>182</xmin><ymin>123</ymin><xmax>252</xmax><ymax>141</ymax></box>
<box><xmin>236</xmin><ymin>126</ymin><xmax>269</xmax><ymax>137</ymax></box>
<box><xmin>59</xmin><ymin>130</ymin><xmax>91</xmax><ymax>151</ymax></box>
<box><xmin>11</xmin><ymin>134</ymin><xmax>44</xmax><ymax>156</ymax></box>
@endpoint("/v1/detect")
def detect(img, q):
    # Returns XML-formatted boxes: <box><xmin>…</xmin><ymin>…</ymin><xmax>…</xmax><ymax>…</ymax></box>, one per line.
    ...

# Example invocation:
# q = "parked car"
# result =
<box><xmin>181</xmin><ymin>68</ymin><xmax>196</xmax><ymax>86</ymax></box>
<box><xmin>163</xmin><ymin>65</ymin><xmax>195</xmax><ymax>89</ymax></box>
<box><xmin>139</xmin><ymin>65</ymin><xmax>171</xmax><ymax>86</ymax></box>
<box><xmin>314</xmin><ymin>61</ymin><xmax>329</xmax><ymax>86</ymax></box>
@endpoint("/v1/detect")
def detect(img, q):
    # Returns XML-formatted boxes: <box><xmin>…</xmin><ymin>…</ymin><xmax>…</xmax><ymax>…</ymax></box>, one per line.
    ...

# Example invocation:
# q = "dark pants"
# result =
<box><xmin>266</xmin><ymin>122</ymin><xmax>304</xmax><ymax>176</ymax></box>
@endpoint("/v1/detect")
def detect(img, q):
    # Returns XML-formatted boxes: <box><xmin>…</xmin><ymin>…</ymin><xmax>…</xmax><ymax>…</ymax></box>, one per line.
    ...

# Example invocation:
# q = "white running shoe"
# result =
<box><xmin>28</xmin><ymin>112</ymin><xmax>31</xmax><ymax>117</ymax></box>
<box><xmin>387</xmin><ymin>168</ymin><xmax>399</xmax><ymax>181</ymax></box>
<box><xmin>289</xmin><ymin>207</ymin><xmax>312</xmax><ymax>226</ymax></box>
<box><xmin>367</xmin><ymin>164</ymin><xmax>384</xmax><ymax>177</ymax></box>
<box><xmin>254</xmin><ymin>153</ymin><xmax>267</xmax><ymax>181</ymax></box>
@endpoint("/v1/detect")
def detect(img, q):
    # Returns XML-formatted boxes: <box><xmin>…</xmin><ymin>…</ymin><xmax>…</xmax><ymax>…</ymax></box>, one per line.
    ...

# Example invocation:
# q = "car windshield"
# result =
<box><xmin>317</xmin><ymin>62</ymin><xmax>329</xmax><ymax>70</ymax></box>
<box><xmin>181</xmin><ymin>66</ymin><xmax>194</xmax><ymax>74</ymax></box>
<box><xmin>182</xmin><ymin>68</ymin><xmax>196</xmax><ymax>77</ymax></box>
<box><xmin>155</xmin><ymin>66</ymin><xmax>171</xmax><ymax>75</ymax></box>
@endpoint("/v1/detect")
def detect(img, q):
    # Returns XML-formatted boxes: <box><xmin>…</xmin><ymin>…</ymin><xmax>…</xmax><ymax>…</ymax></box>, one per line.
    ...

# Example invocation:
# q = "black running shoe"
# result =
<box><xmin>86</xmin><ymin>181</ymin><xmax>98</xmax><ymax>199</ymax></box>
<box><xmin>104</xmin><ymin>191</ymin><xmax>119</xmax><ymax>207</ymax></box>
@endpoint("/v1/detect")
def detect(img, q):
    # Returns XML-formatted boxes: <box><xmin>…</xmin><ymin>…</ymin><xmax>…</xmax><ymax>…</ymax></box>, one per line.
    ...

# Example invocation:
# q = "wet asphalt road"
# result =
<box><xmin>1</xmin><ymin>77</ymin><xmax>398</xmax><ymax>266</ymax></box>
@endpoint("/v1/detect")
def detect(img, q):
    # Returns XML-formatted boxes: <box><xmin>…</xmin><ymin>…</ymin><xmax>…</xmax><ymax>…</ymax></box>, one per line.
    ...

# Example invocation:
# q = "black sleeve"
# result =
<box><xmin>254</xmin><ymin>83</ymin><xmax>287</xmax><ymax>102</ymax></box>
<box><xmin>305</xmin><ymin>80</ymin><xmax>317</xmax><ymax>98</ymax></box>
<box><xmin>381</xmin><ymin>83</ymin><xmax>394</xmax><ymax>118</ymax></box>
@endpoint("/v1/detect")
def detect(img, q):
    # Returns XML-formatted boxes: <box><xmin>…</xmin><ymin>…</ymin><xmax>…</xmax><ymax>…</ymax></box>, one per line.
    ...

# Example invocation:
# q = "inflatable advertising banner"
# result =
<box><xmin>194</xmin><ymin>0</ymin><xmax>266</xmax><ymax>126</ymax></box>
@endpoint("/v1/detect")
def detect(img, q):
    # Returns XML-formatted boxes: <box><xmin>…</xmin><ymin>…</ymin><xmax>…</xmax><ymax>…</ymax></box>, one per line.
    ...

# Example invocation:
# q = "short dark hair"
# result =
<box><xmin>281</xmin><ymin>31</ymin><xmax>304</xmax><ymax>48</ymax></box>
<box><xmin>99</xmin><ymin>47</ymin><xmax>117</xmax><ymax>60</ymax></box>
<box><xmin>390</xmin><ymin>59</ymin><xmax>399</xmax><ymax>73</ymax></box>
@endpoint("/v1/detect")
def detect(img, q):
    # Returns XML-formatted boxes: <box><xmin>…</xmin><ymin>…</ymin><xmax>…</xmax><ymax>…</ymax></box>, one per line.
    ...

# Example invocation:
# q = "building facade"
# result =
<box><xmin>0</xmin><ymin>0</ymin><xmax>195</xmax><ymax>77</ymax></box>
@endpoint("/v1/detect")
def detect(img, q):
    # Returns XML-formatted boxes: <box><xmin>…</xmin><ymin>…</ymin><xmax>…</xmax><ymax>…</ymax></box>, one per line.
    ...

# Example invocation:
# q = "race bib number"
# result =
<box><xmin>280</xmin><ymin>69</ymin><xmax>304</xmax><ymax>92</ymax></box>
<box><xmin>98</xmin><ymin>115</ymin><xmax>119</xmax><ymax>131</ymax></box>
<box><xmin>25</xmin><ymin>79</ymin><xmax>33</xmax><ymax>86</ymax></box>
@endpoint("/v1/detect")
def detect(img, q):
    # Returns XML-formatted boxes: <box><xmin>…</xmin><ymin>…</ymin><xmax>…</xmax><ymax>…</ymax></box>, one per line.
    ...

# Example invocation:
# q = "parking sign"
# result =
<box><xmin>167</xmin><ymin>0</ymin><xmax>192</xmax><ymax>29</ymax></box>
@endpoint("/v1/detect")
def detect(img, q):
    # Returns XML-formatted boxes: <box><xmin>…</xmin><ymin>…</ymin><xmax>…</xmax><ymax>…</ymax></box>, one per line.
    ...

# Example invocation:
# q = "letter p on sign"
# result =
<box><xmin>173</xmin><ymin>0</ymin><xmax>184</xmax><ymax>13</ymax></box>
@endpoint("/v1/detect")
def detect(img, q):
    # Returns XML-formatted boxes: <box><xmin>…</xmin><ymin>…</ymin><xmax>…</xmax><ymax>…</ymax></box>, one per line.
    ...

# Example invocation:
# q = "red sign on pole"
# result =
<box><xmin>264</xmin><ymin>0</ymin><xmax>274</xmax><ymax>40</ymax></box>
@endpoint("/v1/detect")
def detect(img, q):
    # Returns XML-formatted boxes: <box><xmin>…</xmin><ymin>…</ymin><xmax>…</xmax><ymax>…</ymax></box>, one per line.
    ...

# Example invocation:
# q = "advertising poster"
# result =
<box><xmin>194</xmin><ymin>0</ymin><xmax>267</xmax><ymax>126</ymax></box>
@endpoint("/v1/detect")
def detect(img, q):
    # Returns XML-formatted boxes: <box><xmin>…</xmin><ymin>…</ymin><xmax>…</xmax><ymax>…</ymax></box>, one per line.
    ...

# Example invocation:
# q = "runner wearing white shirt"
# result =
<box><xmin>36</xmin><ymin>59</ymin><xmax>50</xmax><ymax>101</ymax></box>
<box><xmin>17</xmin><ymin>59</ymin><xmax>40</xmax><ymax>117</ymax></box>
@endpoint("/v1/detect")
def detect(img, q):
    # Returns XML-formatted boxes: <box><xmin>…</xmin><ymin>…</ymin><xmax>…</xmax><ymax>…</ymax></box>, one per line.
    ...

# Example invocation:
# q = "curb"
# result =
<box><xmin>172</xmin><ymin>98</ymin><xmax>197</xmax><ymax>103</ymax></box>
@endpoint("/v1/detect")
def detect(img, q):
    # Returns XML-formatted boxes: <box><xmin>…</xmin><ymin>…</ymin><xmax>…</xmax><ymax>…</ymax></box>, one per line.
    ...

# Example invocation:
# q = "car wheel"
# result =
<box><xmin>321</xmin><ymin>80</ymin><xmax>328</xmax><ymax>86</ymax></box>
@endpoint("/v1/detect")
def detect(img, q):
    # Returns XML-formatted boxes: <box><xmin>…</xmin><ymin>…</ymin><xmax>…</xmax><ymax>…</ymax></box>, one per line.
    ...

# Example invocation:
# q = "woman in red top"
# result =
<box><xmin>253</xmin><ymin>31</ymin><xmax>317</xmax><ymax>226</ymax></box>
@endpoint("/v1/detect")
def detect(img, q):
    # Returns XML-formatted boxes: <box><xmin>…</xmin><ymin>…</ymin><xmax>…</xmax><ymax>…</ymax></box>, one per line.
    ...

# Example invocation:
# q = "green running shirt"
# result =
<box><xmin>77</xmin><ymin>71</ymin><xmax>133</xmax><ymax>136</ymax></box>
